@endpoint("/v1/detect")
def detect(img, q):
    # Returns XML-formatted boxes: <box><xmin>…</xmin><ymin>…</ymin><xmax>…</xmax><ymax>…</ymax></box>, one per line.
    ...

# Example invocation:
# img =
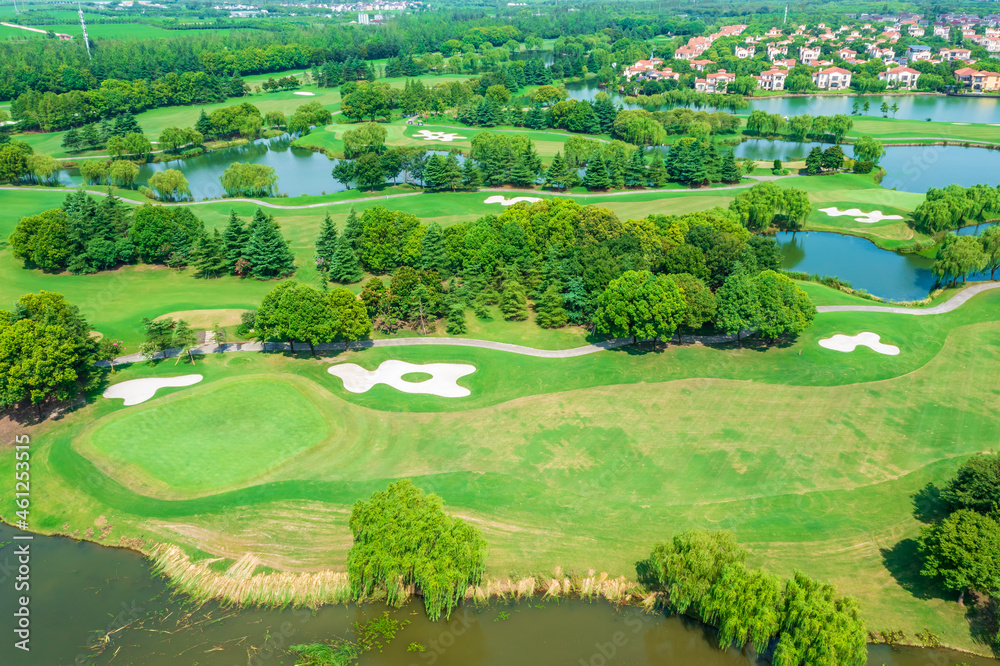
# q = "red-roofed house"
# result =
<box><xmin>695</xmin><ymin>69</ymin><xmax>736</xmax><ymax>93</ymax></box>
<box><xmin>812</xmin><ymin>66</ymin><xmax>852</xmax><ymax>89</ymax></box>
<box><xmin>756</xmin><ymin>69</ymin><xmax>787</xmax><ymax>91</ymax></box>
<box><xmin>690</xmin><ymin>59</ymin><xmax>715</xmax><ymax>71</ymax></box>
<box><xmin>939</xmin><ymin>47</ymin><xmax>973</xmax><ymax>61</ymax></box>
<box><xmin>734</xmin><ymin>44</ymin><xmax>755</xmax><ymax>58</ymax></box>
<box><xmin>955</xmin><ymin>67</ymin><xmax>1000</xmax><ymax>91</ymax></box>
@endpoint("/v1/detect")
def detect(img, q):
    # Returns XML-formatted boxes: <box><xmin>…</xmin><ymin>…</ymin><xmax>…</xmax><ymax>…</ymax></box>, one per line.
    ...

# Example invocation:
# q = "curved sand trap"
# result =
<box><xmin>292</xmin><ymin>91</ymin><xmax>315</xmax><ymax>96</ymax></box>
<box><xmin>103</xmin><ymin>375</ymin><xmax>204</xmax><ymax>406</ymax></box>
<box><xmin>328</xmin><ymin>360</ymin><xmax>475</xmax><ymax>397</ymax></box>
<box><xmin>413</xmin><ymin>129</ymin><xmax>467</xmax><ymax>142</ymax></box>
<box><xmin>818</xmin><ymin>332</ymin><xmax>899</xmax><ymax>355</ymax></box>
<box><xmin>484</xmin><ymin>195</ymin><xmax>543</xmax><ymax>206</ymax></box>
<box><xmin>818</xmin><ymin>207</ymin><xmax>903</xmax><ymax>224</ymax></box>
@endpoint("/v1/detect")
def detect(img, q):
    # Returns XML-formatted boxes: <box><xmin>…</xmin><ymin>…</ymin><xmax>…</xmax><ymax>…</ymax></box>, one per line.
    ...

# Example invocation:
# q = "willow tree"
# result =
<box><xmin>347</xmin><ymin>480</ymin><xmax>486</xmax><ymax>620</ymax></box>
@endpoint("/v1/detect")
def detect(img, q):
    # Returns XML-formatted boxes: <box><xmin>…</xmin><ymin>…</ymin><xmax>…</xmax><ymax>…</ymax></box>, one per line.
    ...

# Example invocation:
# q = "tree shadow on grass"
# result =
<box><xmin>912</xmin><ymin>482</ymin><xmax>949</xmax><ymax>524</ymax></box>
<box><xmin>880</xmin><ymin>538</ymin><xmax>951</xmax><ymax>603</ymax></box>
<box><xmin>967</xmin><ymin>593</ymin><xmax>1000</xmax><ymax>657</ymax></box>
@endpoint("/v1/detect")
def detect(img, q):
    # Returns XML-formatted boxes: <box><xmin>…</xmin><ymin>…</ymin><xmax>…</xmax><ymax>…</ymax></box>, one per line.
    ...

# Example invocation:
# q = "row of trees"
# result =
<box><xmin>745</xmin><ymin>111</ymin><xmax>854</xmax><ymax>144</ymax></box>
<box><xmin>252</xmin><ymin>280</ymin><xmax>371</xmax><ymax>352</ymax></box>
<box><xmin>643</xmin><ymin>530</ymin><xmax>866</xmax><ymax>665</ymax></box>
<box><xmin>932</xmin><ymin>228</ymin><xmax>1000</xmax><ymax>285</ymax></box>
<box><xmin>912</xmin><ymin>184</ymin><xmax>1000</xmax><ymax>234</ymax></box>
<box><xmin>61</xmin><ymin>112</ymin><xmax>145</xmax><ymax>153</ymax></box>
<box><xmin>8</xmin><ymin>192</ymin><xmax>296</xmax><ymax>279</ymax></box>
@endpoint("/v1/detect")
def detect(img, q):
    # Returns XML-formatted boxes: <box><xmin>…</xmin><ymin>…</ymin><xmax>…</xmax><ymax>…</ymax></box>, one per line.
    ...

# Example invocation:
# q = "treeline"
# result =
<box><xmin>911</xmin><ymin>184</ymin><xmax>1000</xmax><ymax>234</ymax></box>
<box><xmin>11</xmin><ymin>74</ymin><xmax>249</xmax><ymax>131</ymax></box>
<box><xmin>0</xmin><ymin>140</ymin><xmax>60</xmax><ymax>186</ymax></box>
<box><xmin>8</xmin><ymin>191</ymin><xmax>295</xmax><ymax>279</ymax></box>
<box><xmin>642</xmin><ymin>530</ymin><xmax>866</xmax><ymax>664</ymax></box>
<box><xmin>932</xmin><ymin>227</ymin><xmax>1000</xmax><ymax>285</ymax></box>
<box><xmin>304</xmin><ymin>201</ymin><xmax>814</xmax><ymax>343</ymax></box>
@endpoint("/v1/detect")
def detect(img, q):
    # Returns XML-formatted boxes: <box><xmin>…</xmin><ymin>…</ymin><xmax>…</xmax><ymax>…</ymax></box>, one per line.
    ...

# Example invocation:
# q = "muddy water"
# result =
<box><xmin>0</xmin><ymin>523</ymin><xmax>995</xmax><ymax>665</ymax></box>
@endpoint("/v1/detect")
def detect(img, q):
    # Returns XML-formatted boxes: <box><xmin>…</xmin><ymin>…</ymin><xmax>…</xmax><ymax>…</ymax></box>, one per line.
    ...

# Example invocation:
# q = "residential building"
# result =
<box><xmin>690</xmin><ymin>59</ymin><xmax>715</xmax><ymax>71</ymax></box>
<box><xmin>812</xmin><ymin>66</ymin><xmax>852</xmax><ymax>89</ymax></box>
<box><xmin>756</xmin><ymin>69</ymin><xmax>787</xmax><ymax>90</ymax></box>
<box><xmin>955</xmin><ymin>67</ymin><xmax>1000</xmax><ymax>91</ymax></box>
<box><xmin>836</xmin><ymin>47</ymin><xmax>857</xmax><ymax>59</ymax></box>
<box><xmin>933</xmin><ymin>23</ymin><xmax>950</xmax><ymax>38</ymax></box>
<box><xmin>695</xmin><ymin>69</ymin><xmax>735</xmax><ymax>93</ymax></box>
<box><xmin>879</xmin><ymin>65</ymin><xmax>921</xmax><ymax>88</ymax></box>
<box><xmin>800</xmin><ymin>46</ymin><xmax>822</xmax><ymax>60</ymax></box>
<box><xmin>906</xmin><ymin>44</ymin><xmax>932</xmax><ymax>61</ymax></box>
<box><xmin>734</xmin><ymin>45</ymin><xmax>755</xmax><ymax>58</ymax></box>
<box><xmin>674</xmin><ymin>45</ymin><xmax>698</xmax><ymax>60</ymax></box>
<box><xmin>939</xmin><ymin>47</ymin><xmax>973</xmax><ymax>61</ymax></box>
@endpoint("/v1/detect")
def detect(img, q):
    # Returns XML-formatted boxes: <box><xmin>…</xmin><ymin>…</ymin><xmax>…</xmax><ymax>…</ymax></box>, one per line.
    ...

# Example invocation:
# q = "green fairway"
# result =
<box><xmin>846</xmin><ymin>116</ymin><xmax>1000</xmax><ymax>145</ymax></box>
<box><xmin>4</xmin><ymin>287</ymin><xmax>1000</xmax><ymax>652</ymax></box>
<box><xmin>86</xmin><ymin>375</ymin><xmax>329</xmax><ymax>493</ymax></box>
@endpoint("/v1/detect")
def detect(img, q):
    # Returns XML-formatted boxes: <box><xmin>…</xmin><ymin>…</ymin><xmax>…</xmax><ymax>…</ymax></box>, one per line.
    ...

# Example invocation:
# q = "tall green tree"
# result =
<box><xmin>243</xmin><ymin>208</ymin><xmax>296</xmax><ymax>279</ymax></box>
<box><xmin>714</xmin><ymin>269</ymin><xmax>759</xmax><ymax>343</ymax></box>
<box><xmin>314</xmin><ymin>213</ymin><xmax>339</xmax><ymax>274</ymax></box>
<box><xmin>192</xmin><ymin>229</ymin><xmax>227</xmax><ymax>279</ymax></box>
<box><xmin>919</xmin><ymin>509</ymin><xmax>1000</xmax><ymax>605</ymax></box>
<box><xmin>222</xmin><ymin>209</ymin><xmax>249</xmax><ymax>273</ymax></box>
<box><xmin>773</xmin><ymin>572</ymin><xmax>867</xmax><ymax>666</ymax></box>
<box><xmin>329</xmin><ymin>288</ymin><xmax>372</xmax><ymax>348</ymax></box>
<box><xmin>347</xmin><ymin>480</ymin><xmax>486</xmax><ymax>620</ymax></box>
<box><xmin>594</xmin><ymin>270</ymin><xmax>686</xmax><ymax>344</ymax></box>
<box><xmin>644</xmin><ymin>530</ymin><xmax>748</xmax><ymax>615</ymax></box>
<box><xmin>329</xmin><ymin>236</ymin><xmax>364</xmax><ymax>284</ymax></box>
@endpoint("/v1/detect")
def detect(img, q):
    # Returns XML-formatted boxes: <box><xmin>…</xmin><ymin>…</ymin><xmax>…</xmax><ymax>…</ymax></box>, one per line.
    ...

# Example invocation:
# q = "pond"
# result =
<box><xmin>777</xmin><ymin>231</ymin><xmax>936</xmax><ymax>301</ymax></box>
<box><xmin>733</xmin><ymin>140</ymin><xmax>1000</xmax><ymax>192</ymax></box>
<box><xmin>64</xmin><ymin>134</ymin><xmax>351</xmax><ymax>200</ymax></box>
<box><xmin>0</xmin><ymin>523</ymin><xmax>995</xmax><ymax>665</ymax></box>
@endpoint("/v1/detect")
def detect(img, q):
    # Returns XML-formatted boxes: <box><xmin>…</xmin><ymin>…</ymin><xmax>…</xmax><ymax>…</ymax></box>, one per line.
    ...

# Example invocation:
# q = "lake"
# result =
<box><xmin>733</xmin><ymin>140</ymin><xmax>1000</xmax><ymax>192</ymax></box>
<box><xmin>0</xmin><ymin>523</ymin><xmax>995</xmax><ymax>665</ymax></box>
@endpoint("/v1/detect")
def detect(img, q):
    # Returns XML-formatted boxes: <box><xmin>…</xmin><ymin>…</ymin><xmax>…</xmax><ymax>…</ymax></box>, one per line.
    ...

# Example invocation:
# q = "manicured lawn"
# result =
<box><xmin>4</xmin><ymin>288</ymin><xmax>1000</xmax><ymax>653</ymax></box>
<box><xmin>847</xmin><ymin>116</ymin><xmax>1000</xmax><ymax>145</ymax></box>
<box><xmin>84</xmin><ymin>375</ymin><xmax>329</xmax><ymax>493</ymax></box>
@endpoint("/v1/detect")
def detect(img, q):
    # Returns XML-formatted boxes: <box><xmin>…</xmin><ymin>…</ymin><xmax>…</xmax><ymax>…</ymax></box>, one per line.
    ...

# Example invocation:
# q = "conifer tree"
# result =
<box><xmin>342</xmin><ymin>206</ymin><xmax>363</xmax><ymax>249</ymax></box>
<box><xmin>805</xmin><ymin>146</ymin><xmax>824</xmax><ymax>176</ymax></box>
<box><xmin>442</xmin><ymin>153</ymin><xmax>463</xmax><ymax>190</ymax></box>
<box><xmin>193</xmin><ymin>229</ymin><xmax>227</xmax><ymax>279</ymax></box>
<box><xmin>720</xmin><ymin>150</ymin><xmax>742</xmax><ymax>183</ymax></box>
<box><xmin>420</xmin><ymin>222</ymin><xmax>450</xmax><ymax>275</ymax></box>
<box><xmin>329</xmin><ymin>235</ymin><xmax>364</xmax><ymax>283</ymax></box>
<box><xmin>648</xmin><ymin>151</ymin><xmax>668</xmax><ymax>187</ymax></box>
<box><xmin>446</xmin><ymin>300</ymin><xmax>468</xmax><ymax>334</ymax></box>
<box><xmin>499</xmin><ymin>277</ymin><xmax>529</xmax><ymax>320</ymax></box>
<box><xmin>195</xmin><ymin>109</ymin><xmax>214</xmax><ymax>138</ymax></box>
<box><xmin>583</xmin><ymin>153</ymin><xmax>611</xmax><ymax>190</ymax></box>
<box><xmin>221</xmin><ymin>209</ymin><xmax>249</xmax><ymax>273</ymax></box>
<box><xmin>543</xmin><ymin>151</ymin><xmax>571</xmax><ymax>190</ymax></box>
<box><xmin>462</xmin><ymin>159</ymin><xmax>483</xmax><ymax>189</ymax></box>
<box><xmin>624</xmin><ymin>148</ymin><xmax>648</xmax><ymax>188</ymax></box>
<box><xmin>423</xmin><ymin>154</ymin><xmax>447</xmax><ymax>191</ymax></box>
<box><xmin>535</xmin><ymin>284</ymin><xmax>568</xmax><ymax>328</ymax></box>
<box><xmin>510</xmin><ymin>152</ymin><xmax>537</xmax><ymax>187</ymax></box>
<box><xmin>315</xmin><ymin>212</ymin><xmax>339</xmax><ymax>274</ymax></box>
<box><xmin>244</xmin><ymin>208</ymin><xmax>296</xmax><ymax>279</ymax></box>
<box><xmin>608</xmin><ymin>148</ymin><xmax>627</xmax><ymax>189</ymax></box>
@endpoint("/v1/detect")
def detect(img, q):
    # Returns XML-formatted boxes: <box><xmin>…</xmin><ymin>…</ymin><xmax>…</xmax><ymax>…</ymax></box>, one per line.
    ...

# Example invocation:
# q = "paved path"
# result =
<box><xmin>816</xmin><ymin>281</ymin><xmax>1000</xmax><ymax>315</ymax></box>
<box><xmin>100</xmin><ymin>283</ymin><xmax>1000</xmax><ymax>367</ymax></box>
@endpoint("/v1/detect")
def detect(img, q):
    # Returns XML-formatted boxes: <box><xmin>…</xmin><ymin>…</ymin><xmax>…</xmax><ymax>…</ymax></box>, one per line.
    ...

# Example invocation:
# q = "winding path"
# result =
<box><xmin>816</xmin><ymin>281</ymin><xmax>1000</xmax><ymax>315</ymax></box>
<box><xmin>99</xmin><ymin>283</ymin><xmax>999</xmax><ymax>367</ymax></box>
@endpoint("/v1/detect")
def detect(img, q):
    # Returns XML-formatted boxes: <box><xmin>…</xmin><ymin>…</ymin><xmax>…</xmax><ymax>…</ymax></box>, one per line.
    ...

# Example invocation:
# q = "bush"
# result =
<box><xmin>852</xmin><ymin>160</ymin><xmax>874</xmax><ymax>174</ymax></box>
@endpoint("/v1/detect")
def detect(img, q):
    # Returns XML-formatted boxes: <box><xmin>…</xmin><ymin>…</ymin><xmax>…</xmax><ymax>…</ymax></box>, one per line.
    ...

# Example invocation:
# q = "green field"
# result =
<box><xmin>4</xmin><ymin>285</ymin><xmax>1000</xmax><ymax>654</ymax></box>
<box><xmin>846</xmin><ymin>116</ymin><xmax>1000</xmax><ymax>145</ymax></box>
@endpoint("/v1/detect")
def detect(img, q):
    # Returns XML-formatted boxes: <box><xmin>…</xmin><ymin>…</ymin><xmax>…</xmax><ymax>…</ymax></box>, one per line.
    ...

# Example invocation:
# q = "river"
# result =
<box><xmin>0</xmin><ymin>523</ymin><xmax>995</xmax><ymax>665</ymax></box>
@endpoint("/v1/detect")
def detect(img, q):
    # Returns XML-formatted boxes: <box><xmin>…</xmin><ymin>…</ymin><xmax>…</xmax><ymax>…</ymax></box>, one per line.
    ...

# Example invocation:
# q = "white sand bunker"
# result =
<box><xmin>413</xmin><ymin>129</ymin><xmax>467</xmax><ymax>142</ymax></box>
<box><xmin>819</xmin><ymin>207</ymin><xmax>903</xmax><ymax>224</ymax></box>
<box><xmin>328</xmin><ymin>360</ymin><xmax>475</xmax><ymax>398</ymax></box>
<box><xmin>484</xmin><ymin>195</ymin><xmax>543</xmax><ymax>206</ymax></box>
<box><xmin>103</xmin><ymin>375</ymin><xmax>204</xmax><ymax>406</ymax></box>
<box><xmin>293</xmin><ymin>91</ymin><xmax>315</xmax><ymax>96</ymax></box>
<box><xmin>818</xmin><ymin>332</ymin><xmax>899</xmax><ymax>356</ymax></box>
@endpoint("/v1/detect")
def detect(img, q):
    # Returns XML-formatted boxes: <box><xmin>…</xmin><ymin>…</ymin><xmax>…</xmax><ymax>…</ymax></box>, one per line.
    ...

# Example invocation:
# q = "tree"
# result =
<box><xmin>499</xmin><ymin>277</ymin><xmax>529</xmax><ymax>321</ymax></box>
<box><xmin>109</xmin><ymin>160</ymin><xmax>139</xmax><ymax>189</ymax></box>
<box><xmin>96</xmin><ymin>338</ymin><xmax>126</xmax><ymax>373</ymax></box>
<box><xmin>779</xmin><ymin>188</ymin><xmax>811</xmax><ymax>231</ymax></box>
<box><xmin>671</xmin><ymin>273</ymin><xmax>716</xmax><ymax>340</ymax></box>
<box><xmin>222</xmin><ymin>210</ymin><xmax>249</xmax><ymax>273</ymax></box>
<box><xmin>624</xmin><ymin>148</ymin><xmax>647</xmax><ymax>188</ymax></box>
<box><xmin>172</xmin><ymin>319</ymin><xmax>198</xmax><ymax>364</ymax></box>
<box><xmin>715</xmin><ymin>269</ymin><xmax>759</xmax><ymax>343</ymax></box>
<box><xmin>701</xmin><ymin>564</ymin><xmax>783</xmax><ymax>653</ymax></box>
<box><xmin>805</xmin><ymin>146</ymin><xmax>824</xmax><ymax>175</ymax></box>
<box><xmin>594</xmin><ymin>270</ymin><xmax>687</xmax><ymax>344</ymax></box>
<box><xmin>329</xmin><ymin>235</ymin><xmax>364</xmax><ymax>284</ymax></box>
<box><xmin>419</xmin><ymin>222</ymin><xmax>449</xmax><ymax>275</ymax></box>
<box><xmin>821</xmin><ymin>145</ymin><xmax>845</xmax><ymax>171</ymax></box>
<box><xmin>773</xmin><ymin>572</ymin><xmax>867</xmax><ymax>666</ymax></box>
<box><xmin>0</xmin><ymin>144</ymin><xmax>29</xmax><ymax>183</ymax></box>
<box><xmin>9</xmin><ymin>209</ymin><xmax>71</xmax><ymax>271</ymax></box>
<box><xmin>352</xmin><ymin>152</ymin><xmax>386</xmax><ymax>191</ymax></box>
<box><xmin>644</xmin><ymin>530</ymin><xmax>748</xmax><ymax>615</ymax></box>
<box><xmin>0</xmin><ymin>318</ymin><xmax>80</xmax><ymax>414</ymax></box>
<box><xmin>980</xmin><ymin>224</ymin><xmax>1000</xmax><ymax>280</ymax></box>
<box><xmin>719</xmin><ymin>151</ymin><xmax>741</xmax><ymax>184</ymax></box>
<box><xmin>314</xmin><ymin>213</ymin><xmax>338</xmax><ymax>274</ymax></box>
<box><xmin>140</xmin><ymin>317</ymin><xmax>176</xmax><ymax>357</ymax></box>
<box><xmin>329</xmin><ymin>288</ymin><xmax>371</xmax><ymax>348</ymax></box>
<box><xmin>347</xmin><ymin>480</ymin><xmax>486</xmax><ymax>620</ymax></box>
<box><xmin>342</xmin><ymin>122</ymin><xmax>388</xmax><ymax>158</ymax></box>
<box><xmin>729</xmin><ymin>182</ymin><xmax>785</xmax><ymax>232</ymax></box>
<box><xmin>941</xmin><ymin>453</ymin><xmax>1000</xmax><ymax>516</ymax></box>
<box><xmin>148</xmin><ymin>169</ymin><xmax>191</xmax><ymax>201</ymax></box>
<box><xmin>534</xmin><ymin>284</ymin><xmax>568</xmax><ymax>328</ymax></box>
<box><xmin>852</xmin><ymin>135</ymin><xmax>885</xmax><ymax>165</ymax></box>
<box><xmin>192</xmin><ymin>229</ymin><xmax>227</xmax><ymax>279</ymax></box>
<box><xmin>919</xmin><ymin>510</ymin><xmax>1000</xmax><ymax>605</ymax></box>
<box><xmin>582</xmin><ymin>153</ymin><xmax>611</xmax><ymax>190</ymax></box>
<box><xmin>933</xmin><ymin>235</ymin><xmax>986</xmax><ymax>284</ymax></box>
<box><xmin>752</xmin><ymin>270</ymin><xmax>815</xmax><ymax>340</ymax></box>
<box><xmin>243</xmin><ymin>208</ymin><xmax>296</xmax><ymax>279</ymax></box>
